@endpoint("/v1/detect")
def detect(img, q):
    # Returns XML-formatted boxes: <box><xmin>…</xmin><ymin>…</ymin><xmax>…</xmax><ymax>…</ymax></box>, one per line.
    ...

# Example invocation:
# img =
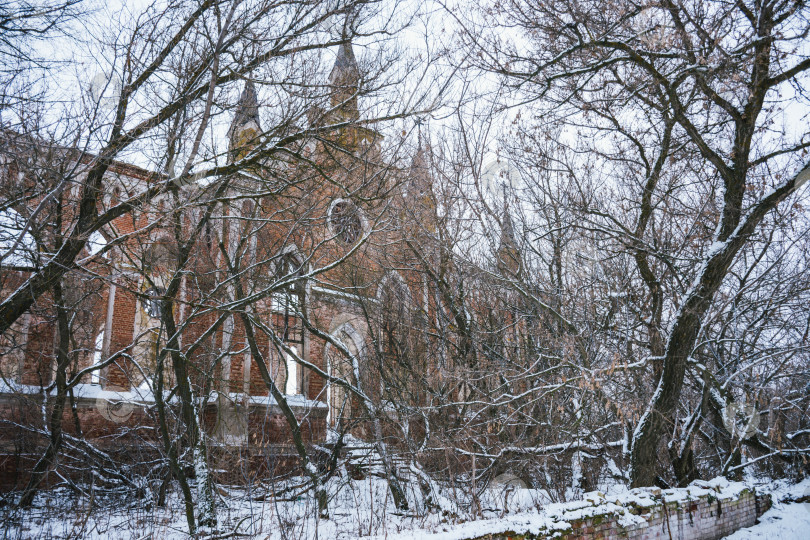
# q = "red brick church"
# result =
<box><xmin>0</xmin><ymin>39</ymin><xmax>453</xmax><ymax>488</ymax></box>
<box><xmin>0</xmin><ymin>35</ymin><xmax>527</xmax><ymax>491</ymax></box>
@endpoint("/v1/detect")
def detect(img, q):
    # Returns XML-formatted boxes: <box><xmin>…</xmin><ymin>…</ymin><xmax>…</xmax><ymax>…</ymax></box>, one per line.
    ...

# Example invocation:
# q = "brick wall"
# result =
<box><xmin>107</xmin><ymin>286</ymin><xmax>137</xmax><ymax>390</ymax></box>
<box><xmin>0</xmin><ymin>389</ymin><xmax>327</xmax><ymax>491</ymax></box>
<box><xmin>458</xmin><ymin>482</ymin><xmax>770</xmax><ymax>540</ymax></box>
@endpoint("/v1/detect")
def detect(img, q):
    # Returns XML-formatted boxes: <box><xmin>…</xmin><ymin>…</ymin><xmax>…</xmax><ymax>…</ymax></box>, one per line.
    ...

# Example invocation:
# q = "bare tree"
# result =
<box><xmin>454</xmin><ymin>0</ymin><xmax>810</xmax><ymax>487</ymax></box>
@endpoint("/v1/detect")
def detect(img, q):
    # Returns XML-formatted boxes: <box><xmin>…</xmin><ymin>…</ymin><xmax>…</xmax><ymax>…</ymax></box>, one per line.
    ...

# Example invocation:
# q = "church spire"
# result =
<box><xmin>329</xmin><ymin>40</ymin><xmax>360</xmax><ymax>87</ymax></box>
<box><xmin>497</xmin><ymin>189</ymin><xmax>521</xmax><ymax>277</ymax></box>
<box><xmin>328</xmin><ymin>37</ymin><xmax>360</xmax><ymax>122</ymax></box>
<box><xmin>402</xmin><ymin>127</ymin><xmax>437</xmax><ymax>234</ymax></box>
<box><xmin>232</xmin><ymin>80</ymin><xmax>259</xmax><ymax>130</ymax></box>
<box><xmin>228</xmin><ymin>79</ymin><xmax>261</xmax><ymax>161</ymax></box>
<box><xmin>408</xmin><ymin>127</ymin><xmax>429</xmax><ymax>182</ymax></box>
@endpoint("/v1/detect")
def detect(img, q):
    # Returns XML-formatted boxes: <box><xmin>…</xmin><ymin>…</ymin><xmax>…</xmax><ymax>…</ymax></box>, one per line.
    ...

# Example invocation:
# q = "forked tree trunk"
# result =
<box><xmin>630</xmin><ymin>162</ymin><xmax>809</xmax><ymax>486</ymax></box>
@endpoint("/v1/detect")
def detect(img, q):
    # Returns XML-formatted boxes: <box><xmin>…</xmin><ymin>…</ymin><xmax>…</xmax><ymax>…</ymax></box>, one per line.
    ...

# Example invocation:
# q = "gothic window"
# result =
<box><xmin>134</xmin><ymin>280</ymin><xmax>166</xmax><ymax>389</ymax></box>
<box><xmin>328</xmin><ymin>199</ymin><xmax>363</xmax><ymax>244</ymax></box>
<box><xmin>143</xmin><ymin>237</ymin><xmax>175</xmax><ymax>274</ymax></box>
<box><xmin>271</xmin><ymin>252</ymin><xmax>304</xmax><ymax>345</ymax></box>
<box><xmin>378</xmin><ymin>274</ymin><xmax>411</xmax><ymax>365</ymax></box>
<box><xmin>284</xmin><ymin>345</ymin><xmax>299</xmax><ymax>395</ymax></box>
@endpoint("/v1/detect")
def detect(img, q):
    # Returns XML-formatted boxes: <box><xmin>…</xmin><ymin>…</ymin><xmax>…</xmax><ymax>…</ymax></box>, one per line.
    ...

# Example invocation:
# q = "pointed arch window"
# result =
<box><xmin>378</xmin><ymin>273</ymin><xmax>411</xmax><ymax>364</ymax></box>
<box><xmin>142</xmin><ymin>286</ymin><xmax>165</xmax><ymax>319</ymax></box>
<box><xmin>271</xmin><ymin>252</ymin><xmax>304</xmax><ymax>345</ymax></box>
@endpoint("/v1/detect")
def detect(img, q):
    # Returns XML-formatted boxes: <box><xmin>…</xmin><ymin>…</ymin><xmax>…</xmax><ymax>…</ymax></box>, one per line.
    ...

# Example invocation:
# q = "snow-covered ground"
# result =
<box><xmin>3</xmin><ymin>476</ymin><xmax>809</xmax><ymax>539</ymax></box>
<box><xmin>722</xmin><ymin>478</ymin><xmax>810</xmax><ymax>540</ymax></box>
<box><xmin>723</xmin><ymin>502</ymin><xmax>810</xmax><ymax>539</ymax></box>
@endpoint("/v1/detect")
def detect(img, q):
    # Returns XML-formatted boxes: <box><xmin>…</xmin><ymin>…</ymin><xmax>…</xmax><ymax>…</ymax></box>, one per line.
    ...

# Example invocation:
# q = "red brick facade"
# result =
<box><xmin>0</xmin><ymin>41</ymin><xmax>436</xmax><ymax>490</ymax></box>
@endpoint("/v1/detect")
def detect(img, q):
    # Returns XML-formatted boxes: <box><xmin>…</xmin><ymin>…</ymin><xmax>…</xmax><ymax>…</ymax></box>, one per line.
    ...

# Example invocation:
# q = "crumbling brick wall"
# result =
<box><xmin>461</xmin><ymin>483</ymin><xmax>771</xmax><ymax>540</ymax></box>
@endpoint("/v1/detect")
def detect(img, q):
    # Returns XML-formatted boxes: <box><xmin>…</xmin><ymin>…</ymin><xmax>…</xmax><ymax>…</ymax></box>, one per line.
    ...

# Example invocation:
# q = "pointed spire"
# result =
<box><xmin>497</xmin><ymin>189</ymin><xmax>521</xmax><ymax>276</ymax></box>
<box><xmin>229</xmin><ymin>80</ymin><xmax>261</xmax><ymax>162</ymax></box>
<box><xmin>408</xmin><ymin>125</ymin><xmax>434</xmax><ymax>197</ymax></box>
<box><xmin>401</xmin><ymin>127</ymin><xmax>437</xmax><ymax>235</ymax></box>
<box><xmin>329</xmin><ymin>41</ymin><xmax>360</xmax><ymax>87</ymax></box>
<box><xmin>328</xmin><ymin>32</ymin><xmax>360</xmax><ymax>123</ymax></box>
<box><xmin>409</xmin><ymin>131</ymin><xmax>429</xmax><ymax>179</ymax></box>
<box><xmin>231</xmin><ymin>79</ymin><xmax>260</xmax><ymax>132</ymax></box>
<box><xmin>500</xmin><ymin>188</ymin><xmax>517</xmax><ymax>249</ymax></box>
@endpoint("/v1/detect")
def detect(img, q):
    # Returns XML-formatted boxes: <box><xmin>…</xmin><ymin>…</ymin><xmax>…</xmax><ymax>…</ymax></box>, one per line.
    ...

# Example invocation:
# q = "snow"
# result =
<box><xmin>723</xmin><ymin>502</ymin><xmax>810</xmax><ymax>539</ymax></box>
<box><xmin>6</xmin><ymin>474</ymin><xmax>787</xmax><ymax>540</ymax></box>
<box><xmin>721</xmin><ymin>478</ymin><xmax>810</xmax><ymax>540</ymax></box>
<box><xmin>0</xmin><ymin>380</ymin><xmax>43</xmax><ymax>395</ymax></box>
<box><xmin>3</xmin><ymin>424</ymin><xmax>807</xmax><ymax>540</ymax></box>
<box><xmin>0</xmin><ymin>380</ymin><xmax>157</xmax><ymax>402</ymax></box>
<box><xmin>71</xmin><ymin>382</ymin><xmax>156</xmax><ymax>403</ymax></box>
<box><xmin>794</xmin><ymin>163</ymin><xmax>810</xmax><ymax>190</ymax></box>
<box><xmin>216</xmin><ymin>390</ymin><xmax>327</xmax><ymax>409</ymax></box>
<box><xmin>0</xmin><ymin>381</ymin><xmax>327</xmax><ymax>411</ymax></box>
<box><xmin>87</xmin><ymin>230</ymin><xmax>108</xmax><ymax>257</ymax></box>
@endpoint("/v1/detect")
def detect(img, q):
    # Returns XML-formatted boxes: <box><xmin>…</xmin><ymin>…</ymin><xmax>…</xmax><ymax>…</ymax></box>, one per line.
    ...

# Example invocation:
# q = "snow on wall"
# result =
<box><xmin>387</xmin><ymin>478</ymin><xmax>770</xmax><ymax>540</ymax></box>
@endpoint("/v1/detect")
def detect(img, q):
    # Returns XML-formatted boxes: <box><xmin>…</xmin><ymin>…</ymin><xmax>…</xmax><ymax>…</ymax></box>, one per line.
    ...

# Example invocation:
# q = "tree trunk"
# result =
<box><xmin>18</xmin><ymin>280</ymin><xmax>70</xmax><ymax>506</ymax></box>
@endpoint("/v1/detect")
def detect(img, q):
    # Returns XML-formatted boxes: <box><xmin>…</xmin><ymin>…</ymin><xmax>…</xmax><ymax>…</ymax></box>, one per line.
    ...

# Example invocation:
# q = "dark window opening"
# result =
<box><xmin>271</xmin><ymin>254</ymin><xmax>304</xmax><ymax>344</ymax></box>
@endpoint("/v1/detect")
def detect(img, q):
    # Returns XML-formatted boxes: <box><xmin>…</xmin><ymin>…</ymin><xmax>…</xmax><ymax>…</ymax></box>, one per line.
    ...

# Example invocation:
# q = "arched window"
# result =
<box><xmin>325</xmin><ymin>324</ymin><xmax>362</xmax><ymax>428</ymax></box>
<box><xmin>143</xmin><ymin>237</ymin><xmax>174</xmax><ymax>273</ymax></box>
<box><xmin>270</xmin><ymin>251</ymin><xmax>304</xmax><ymax>345</ymax></box>
<box><xmin>134</xmin><ymin>278</ymin><xmax>167</xmax><ymax>389</ymax></box>
<box><xmin>268</xmin><ymin>250</ymin><xmax>305</xmax><ymax>394</ymax></box>
<box><xmin>378</xmin><ymin>273</ymin><xmax>412</xmax><ymax>363</ymax></box>
<box><xmin>0</xmin><ymin>208</ymin><xmax>37</xmax><ymax>268</ymax></box>
<box><xmin>284</xmin><ymin>346</ymin><xmax>299</xmax><ymax>395</ymax></box>
<box><xmin>142</xmin><ymin>286</ymin><xmax>165</xmax><ymax>319</ymax></box>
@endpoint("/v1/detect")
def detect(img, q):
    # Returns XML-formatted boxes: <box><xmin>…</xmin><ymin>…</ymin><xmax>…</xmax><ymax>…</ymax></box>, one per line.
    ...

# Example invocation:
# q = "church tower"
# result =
<box><xmin>228</xmin><ymin>79</ymin><xmax>261</xmax><ymax>162</ymax></box>
<box><xmin>403</xmin><ymin>131</ymin><xmax>438</xmax><ymax>235</ymax></box>
<box><xmin>496</xmin><ymin>193</ymin><xmax>522</xmax><ymax>277</ymax></box>
<box><xmin>321</xmin><ymin>37</ymin><xmax>381</xmax><ymax>159</ymax></box>
<box><xmin>328</xmin><ymin>40</ymin><xmax>360</xmax><ymax>123</ymax></box>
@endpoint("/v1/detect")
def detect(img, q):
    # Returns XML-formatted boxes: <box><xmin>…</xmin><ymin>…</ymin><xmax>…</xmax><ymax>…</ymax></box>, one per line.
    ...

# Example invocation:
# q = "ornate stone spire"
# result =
<box><xmin>233</xmin><ymin>80</ymin><xmax>259</xmax><ymax>129</ymax></box>
<box><xmin>329</xmin><ymin>41</ymin><xmax>360</xmax><ymax>86</ymax></box>
<box><xmin>228</xmin><ymin>80</ymin><xmax>261</xmax><ymax>161</ymax></box>
<box><xmin>408</xmin><ymin>129</ymin><xmax>429</xmax><ymax>183</ymax></box>
<box><xmin>497</xmin><ymin>190</ymin><xmax>521</xmax><ymax>276</ymax></box>
<box><xmin>402</xmin><ymin>128</ymin><xmax>437</xmax><ymax>234</ymax></box>
<box><xmin>328</xmin><ymin>39</ymin><xmax>360</xmax><ymax>121</ymax></box>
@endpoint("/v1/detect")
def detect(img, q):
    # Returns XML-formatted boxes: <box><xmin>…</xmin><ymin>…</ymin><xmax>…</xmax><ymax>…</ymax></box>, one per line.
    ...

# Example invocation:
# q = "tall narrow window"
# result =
<box><xmin>270</xmin><ymin>253</ymin><xmax>304</xmax><ymax>345</ymax></box>
<box><xmin>325</xmin><ymin>327</ymin><xmax>359</xmax><ymax>427</ymax></box>
<box><xmin>271</xmin><ymin>252</ymin><xmax>304</xmax><ymax>394</ymax></box>
<box><xmin>379</xmin><ymin>275</ymin><xmax>410</xmax><ymax>363</ymax></box>
<box><xmin>285</xmin><ymin>345</ymin><xmax>299</xmax><ymax>395</ymax></box>
<box><xmin>90</xmin><ymin>329</ymin><xmax>104</xmax><ymax>385</ymax></box>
